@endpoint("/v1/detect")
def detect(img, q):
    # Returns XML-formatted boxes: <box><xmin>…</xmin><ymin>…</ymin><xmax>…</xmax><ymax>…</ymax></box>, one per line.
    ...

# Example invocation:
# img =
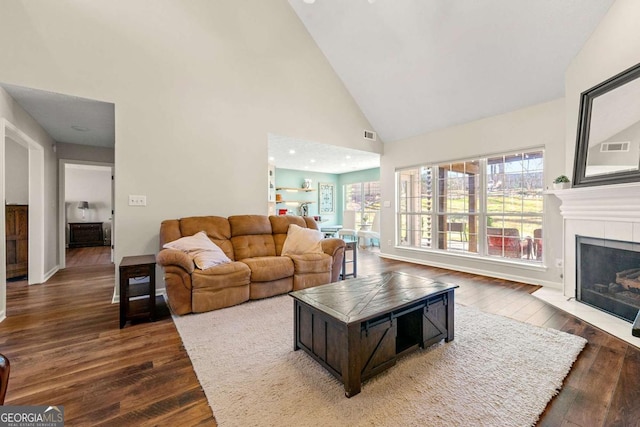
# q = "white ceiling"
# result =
<box><xmin>0</xmin><ymin>83</ymin><xmax>115</xmax><ymax>148</ymax></box>
<box><xmin>289</xmin><ymin>0</ymin><xmax>615</xmax><ymax>143</ymax></box>
<box><xmin>268</xmin><ymin>133</ymin><xmax>380</xmax><ymax>174</ymax></box>
<box><xmin>1</xmin><ymin>1</ymin><xmax>615</xmax><ymax>173</ymax></box>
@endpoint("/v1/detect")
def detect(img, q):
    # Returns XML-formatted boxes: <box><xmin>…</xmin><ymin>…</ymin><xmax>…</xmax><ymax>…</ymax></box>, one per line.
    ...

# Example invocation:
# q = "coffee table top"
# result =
<box><xmin>289</xmin><ymin>271</ymin><xmax>458</xmax><ymax>325</ymax></box>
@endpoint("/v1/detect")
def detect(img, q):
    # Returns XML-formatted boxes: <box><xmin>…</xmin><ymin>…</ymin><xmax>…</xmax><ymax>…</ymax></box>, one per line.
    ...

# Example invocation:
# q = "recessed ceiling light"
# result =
<box><xmin>289</xmin><ymin>149</ymin><xmax>296</xmax><ymax>155</ymax></box>
<box><xmin>71</xmin><ymin>125</ymin><xmax>89</xmax><ymax>132</ymax></box>
<box><xmin>346</xmin><ymin>155</ymin><xmax>351</xmax><ymax>159</ymax></box>
<box><xmin>310</xmin><ymin>159</ymin><xmax>316</xmax><ymax>163</ymax></box>
<box><xmin>341</xmin><ymin>163</ymin><xmax>346</xmax><ymax>167</ymax></box>
<box><xmin>269</xmin><ymin>156</ymin><xmax>275</xmax><ymax>161</ymax></box>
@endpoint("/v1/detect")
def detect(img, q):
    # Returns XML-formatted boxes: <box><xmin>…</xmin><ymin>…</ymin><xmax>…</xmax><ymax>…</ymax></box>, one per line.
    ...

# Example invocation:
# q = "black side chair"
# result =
<box><xmin>0</xmin><ymin>354</ymin><xmax>9</xmax><ymax>405</ymax></box>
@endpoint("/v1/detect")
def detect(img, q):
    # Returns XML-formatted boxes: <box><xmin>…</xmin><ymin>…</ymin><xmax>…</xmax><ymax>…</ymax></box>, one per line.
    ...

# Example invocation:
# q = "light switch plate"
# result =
<box><xmin>128</xmin><ymin>195</ymin><xmax>147</xmax><ymax>206</ymax></box>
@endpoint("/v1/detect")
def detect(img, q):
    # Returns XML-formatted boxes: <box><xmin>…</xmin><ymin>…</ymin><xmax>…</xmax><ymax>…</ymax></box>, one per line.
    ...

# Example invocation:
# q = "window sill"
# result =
<box><xmin>392</xmin><ymin>246</ymin><xmax>548</xmax><ymax>272</ymax></box>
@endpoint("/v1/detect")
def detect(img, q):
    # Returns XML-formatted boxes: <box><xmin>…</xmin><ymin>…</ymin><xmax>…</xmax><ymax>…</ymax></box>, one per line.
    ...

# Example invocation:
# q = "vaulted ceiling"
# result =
<box><xmin>289</xmin><ymin>0</ymin><xmax>614</xmax><ymax>143</ymax></box>
<box><xmin>1</xmin><ymin>1</ymin><xmax>615</xmax><ymax>173</ymax></box>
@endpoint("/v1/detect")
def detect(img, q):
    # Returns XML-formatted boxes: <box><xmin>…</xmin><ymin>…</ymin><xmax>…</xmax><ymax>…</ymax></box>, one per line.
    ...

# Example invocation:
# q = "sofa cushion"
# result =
<box><xmin>241</xmin><ymin>256</ymin><xmax>294</xmax><ymax>282</ymax></box>
<box><xmin>269</xmin><ymin>215</ymin><xmax>307</xmax><ymax>234</ymax></box>
<box><xmin>229</xmin><ymin>215</ymin><xmax>276</xmax><ymax>259</ymax></box>
<box><xmin>288</xmin><ymin>253</ymin><xmax>332</xmax><ymax>274</ymax></box>
<box><xmin>232</xmin><ymin>235</ymin><xmax>277</xmax><ymax>260</ymax></box>
<box><xmin>229</xmin><ymin>215</ymin><xmax>272</xmax><ymax>236</ymax></box>
<box><xmin>179</xmin><ymin>216</ymin><xmax>235</xmax><ymax>260</ymax></box>
<box><xmin>191</xmin><ymin>261</ymin><xmax>251</xmax><ymax>291</ymax></box>
<box><xmin>282</xmin><ymin>224</ymin><xmax>323</xmax><ymax>256</ymax></box>
<box><xmin>270</xmin><ymin>215</ymin><xmax>308</xmax><ymax>255</ymax></box>
<box><xmin>162</xmin><ymin>231</ymin><xmax>231</xmax><ymax>269</ymax></box>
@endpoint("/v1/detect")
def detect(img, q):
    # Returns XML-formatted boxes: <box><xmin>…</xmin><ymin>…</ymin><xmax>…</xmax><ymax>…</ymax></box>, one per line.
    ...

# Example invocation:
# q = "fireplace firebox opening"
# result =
<box><xmin>576</xmin><ymin>236</ymin><xmax>640</xmax><ymax>325</ymax></box>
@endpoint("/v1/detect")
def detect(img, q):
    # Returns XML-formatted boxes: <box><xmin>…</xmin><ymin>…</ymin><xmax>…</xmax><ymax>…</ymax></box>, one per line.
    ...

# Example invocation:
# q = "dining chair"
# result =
<box><xmin>338</xmin><ymin>210</ymin><xmax>357</xmax><ymax>242</ymax></box>
<box><xmin>357</xmin><ymin>213</ymin><xmax>380</xmax><ymax>248</ymax></box>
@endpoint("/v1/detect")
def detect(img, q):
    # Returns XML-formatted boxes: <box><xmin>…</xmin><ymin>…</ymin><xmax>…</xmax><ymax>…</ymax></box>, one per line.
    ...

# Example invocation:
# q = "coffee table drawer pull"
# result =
<box><xmin>424</xmin><ymin>294</ymin><xmax>447</xmax><ymax>312</ymax></box>
<box><xmin>363</xmin><ymin>315</ymin><xmax>392</xmax><ymax>336</ymax></box>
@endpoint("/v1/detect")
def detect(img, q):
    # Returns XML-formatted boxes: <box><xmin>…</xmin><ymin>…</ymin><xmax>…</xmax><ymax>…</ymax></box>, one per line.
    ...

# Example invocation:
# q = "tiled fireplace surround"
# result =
<box><xmin>533</xmin><ymin>183</ymin><xmax>640</xmax><ymax>347</ymax></box>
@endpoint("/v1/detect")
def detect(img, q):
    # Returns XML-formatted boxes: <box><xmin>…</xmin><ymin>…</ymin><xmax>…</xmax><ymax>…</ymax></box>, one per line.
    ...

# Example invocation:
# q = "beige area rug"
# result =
<box><xmin>174</xmin><ymin>295</ymin><xmax>587</xmax><ymax>427</ymax></box>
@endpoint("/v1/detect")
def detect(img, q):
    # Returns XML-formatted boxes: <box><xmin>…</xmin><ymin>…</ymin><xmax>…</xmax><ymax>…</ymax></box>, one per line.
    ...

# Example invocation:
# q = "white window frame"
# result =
<box><xmin>395</xmin><ymin>149</ymin><xmax>544</xmax><ymax>264</ymax></box>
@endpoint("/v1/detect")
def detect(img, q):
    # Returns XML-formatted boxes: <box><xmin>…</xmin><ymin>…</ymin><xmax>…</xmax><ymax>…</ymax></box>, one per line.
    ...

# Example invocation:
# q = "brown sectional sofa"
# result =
<box><xmin>157</xmin><ymin>214</ymin><xmax>345</xmax><ymax>315</ymax></box>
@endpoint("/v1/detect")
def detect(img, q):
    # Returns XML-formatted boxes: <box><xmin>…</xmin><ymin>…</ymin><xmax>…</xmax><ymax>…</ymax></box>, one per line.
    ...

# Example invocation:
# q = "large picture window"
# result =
<box><xmin>396</xmin><ymin>150</ymin><xmax>544</xmax><ymax>263</ymax></box>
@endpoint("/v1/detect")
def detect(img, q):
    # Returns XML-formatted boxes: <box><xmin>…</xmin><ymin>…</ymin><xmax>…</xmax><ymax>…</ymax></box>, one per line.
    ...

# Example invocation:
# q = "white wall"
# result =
<box><xmin>5</xmin><ymin>138</ymin><xmax>28</xmax><ymax>204</ymax></box>
<box><xmin>565</xmin><ymin>0</ymin><xmax>640</xmax><ymax>174</ymax></box>
<box><xmin>381</xmin><ymin>99</ymin><xmax>566</xmax><ymax>288</ymax></box>
<box><xmin>0</xmin><ymin>87</ymin><xmax>58</xmax><ymax>275</ymax></box>
<box><xmin>0</xmin><ymin>1</ymin><xmax>379</xmax><ymax>288</ymax></box>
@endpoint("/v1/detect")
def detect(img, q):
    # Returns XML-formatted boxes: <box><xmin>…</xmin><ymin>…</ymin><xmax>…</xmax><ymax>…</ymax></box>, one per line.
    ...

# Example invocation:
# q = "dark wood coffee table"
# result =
<box><xmin>290</xmin><ymin>271</ymin><xmax>458</xmax><ymax>397</ymax></box>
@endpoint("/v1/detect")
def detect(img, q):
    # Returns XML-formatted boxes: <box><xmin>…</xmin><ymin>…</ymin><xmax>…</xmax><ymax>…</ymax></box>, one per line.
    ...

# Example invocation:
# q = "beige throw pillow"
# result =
<box><xmin>281</xmin><ymin>224</ymin><xmax>323</xmax><ymax>256</ymax></box>
<box><xmin>163</xmin><ymin>231</ymin><xmax>231</xmax><ymax>270</ymax></box>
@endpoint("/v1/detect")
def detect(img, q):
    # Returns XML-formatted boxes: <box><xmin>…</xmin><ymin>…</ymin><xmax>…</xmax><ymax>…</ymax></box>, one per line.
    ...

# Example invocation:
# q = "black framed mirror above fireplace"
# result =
<box><xmin>572</xmin><ymin>62</ymin><xmax>640</xmax><ymax>187</ymax></box>
<box><xmin>576</xmin><ymin>236</ymin><xmax>640</xmax><ymax>323</ymax></box>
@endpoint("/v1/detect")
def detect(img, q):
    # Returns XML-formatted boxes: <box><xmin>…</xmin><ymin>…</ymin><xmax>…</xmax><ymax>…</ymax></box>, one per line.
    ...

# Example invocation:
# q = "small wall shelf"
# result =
<box><xmin>276</xmin><ymin>187</ymin><xmax>316</xmax><ymax>192</ymax></box>
<box><xmin>276</xmin><ymin>201</ymin><xmax>315</xmax><ymax>204</ymax></box>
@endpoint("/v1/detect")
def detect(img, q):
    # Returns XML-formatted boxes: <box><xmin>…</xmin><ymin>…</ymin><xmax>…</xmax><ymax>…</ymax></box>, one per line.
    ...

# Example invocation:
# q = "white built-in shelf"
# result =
<box><xmin>276</xmin><ymin>187</ymin><xmax>316</xmax><ymax>192</ymax></box>
<box><xmin>276</xmin><ymin>201</ymin><xmax>315</xmax><ymax>204</ymax></box>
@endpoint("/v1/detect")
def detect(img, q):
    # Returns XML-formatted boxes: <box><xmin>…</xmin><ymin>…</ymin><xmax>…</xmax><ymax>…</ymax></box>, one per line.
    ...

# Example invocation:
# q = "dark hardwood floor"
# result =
<box><xmin>65</xmin><ymin>246</ymin><xmax>112</xmax><ymax>267</ymax></box>
<box><xmin>1</xmin><ymin>247</ymin><xmax>638</xmax><ymax>426</ymax></box>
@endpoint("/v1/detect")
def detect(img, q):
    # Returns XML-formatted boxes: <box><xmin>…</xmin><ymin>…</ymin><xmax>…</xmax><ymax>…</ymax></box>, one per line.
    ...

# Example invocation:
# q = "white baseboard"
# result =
<box><xmin>42</xmin><ymin>266</ymin><xmax>60</xmax><ymax>283</ymax></box>
<box><xmin>378</xmin><ymin>251</ymin><xmax>562</xmax><ymax>289</ymax></box>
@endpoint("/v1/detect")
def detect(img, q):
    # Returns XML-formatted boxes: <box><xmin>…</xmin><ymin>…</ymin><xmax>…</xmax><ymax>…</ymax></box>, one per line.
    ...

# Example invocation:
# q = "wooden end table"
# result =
<box><xmin>340</xmin><ymin>241</ymin><xmax>357</xmax><ymax>280</ymax></box>
<box><xmin>119</xmin><ymin>255</ymin><xmax>156</xmax><ymax>328</ymax></box>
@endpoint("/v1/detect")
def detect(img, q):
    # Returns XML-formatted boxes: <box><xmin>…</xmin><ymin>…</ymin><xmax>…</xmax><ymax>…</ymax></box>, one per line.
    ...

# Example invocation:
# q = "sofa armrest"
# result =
<box><xmin>321</xmin><ymin>238</ymin><xmax>346</xmax><ymax>282</ymax></box>
<box><xmin>156</xmin><ymin>248</ymin><xmax>195</xmax><ymax>274</ymax></box>
<box><xmin>321</xmin><ymin>238</ymin><xmax>345</xmax><ymax>258</ymax></box>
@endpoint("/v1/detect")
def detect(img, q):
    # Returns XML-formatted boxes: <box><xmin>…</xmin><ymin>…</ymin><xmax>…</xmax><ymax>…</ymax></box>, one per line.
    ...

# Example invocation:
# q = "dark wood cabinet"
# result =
<box><xmin>6</xmin><ymin>205</ymin><xmax>28</xmax><ymax>279</ymax></box>
<box><xmin>119</xmin><ymin>255</ymin><xmax>156</xmax><ymax>328</ymax></box>
<box><xmin>69</xmin><ymin>222</ymin><xmax>104</xmax><ymax>248</ymax></box>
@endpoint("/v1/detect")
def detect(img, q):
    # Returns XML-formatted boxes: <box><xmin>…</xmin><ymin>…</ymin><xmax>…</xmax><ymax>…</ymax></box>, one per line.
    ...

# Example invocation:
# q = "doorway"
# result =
<box><xmin>0</xmin><ymin>119</ymin><xmax>46</xmax><ymax>320</ymax></box>
<box><xmin>4</xmin><ymin>137</ymin><xmax>28</xmax><ymax>280</ymax></box>
<box><xmin>59</xmin><ymin>161</ymin><xmax>114</xmax><ymax>269</ymax></box>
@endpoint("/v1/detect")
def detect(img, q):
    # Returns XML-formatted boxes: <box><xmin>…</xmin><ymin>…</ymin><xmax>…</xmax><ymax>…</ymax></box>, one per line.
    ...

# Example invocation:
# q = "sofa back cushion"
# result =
<box><xmin>229</xmin><ymin>215</ymin><xmax>276</xmax><ymax>260</ymax></box>
<box><xmin>179</xmin><ymin>216</ymin><xmax>235</xmax><ymax>260</ymax></box>
<box><xmin>160</xmin><ymin>219</ymin><xmax>182</xmax><ymax>248</ymax></box>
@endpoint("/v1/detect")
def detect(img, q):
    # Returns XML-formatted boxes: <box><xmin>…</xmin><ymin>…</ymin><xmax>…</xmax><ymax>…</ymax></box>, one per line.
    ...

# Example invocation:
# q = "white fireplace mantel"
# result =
<box><xmin>547</xmin><ymin>183</ymin><xmax>640</xmax><ymax>222</ymax></box>
<box><xmin>535</xmin><ymin>182</ymin><xmax>640</xmax><ymax>347</ymax></box>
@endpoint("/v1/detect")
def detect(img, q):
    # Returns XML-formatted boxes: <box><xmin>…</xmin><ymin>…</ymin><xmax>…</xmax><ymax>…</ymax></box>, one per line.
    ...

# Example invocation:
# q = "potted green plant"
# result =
<box><xmin>553</xmin><ymin>175</ymin><xmax>571</xmax><ymax>190</ymax></box>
